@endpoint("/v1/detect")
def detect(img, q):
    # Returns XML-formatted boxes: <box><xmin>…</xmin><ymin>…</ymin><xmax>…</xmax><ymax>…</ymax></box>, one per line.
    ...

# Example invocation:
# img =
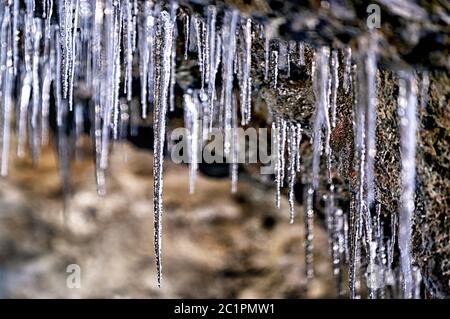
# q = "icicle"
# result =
<box><xmin>12</xmin><ymin>0</ymin><xmax>19</xmax><ymax>75</ymax></box>
<box><xmin>30</xmin><ymin>18</ymin><xmax>43</xmax><ymax>162</ymax></box>
<box><xmin>221</xmin><ymin>9</ymin><xmax>238</xmax><ymax>157</ymax></box>
<box><xmin>326</xmin><ymin>183</ymin><xmax>343</xmax><ymax>295</ymax></box>
<box><xmin>59</xmin><ymin>0</ymin><xmax>74</xmax><ymax>102</ymax></box>
<box><xmin>0</xmin><ymin>5</ymin><xmax>13</xmax><ymax>176</ymax></box>
<box><xmin>183</xmin><ymin>12</ymin><xmax>189</xmax><ymax>60</ymax></box>
<box><xmin>397</xmin><ymin>70</ymin><xmax>418</xmax><ymax>299</ymax></box>
<box><xmin>138</xmin><ymin>1</ymin><xmax>156</xmax><ymax>119</ymax></box>
<box><xmin>287</xmin><ymin>41</ymin><xmax>296</xmax><ymax>77</ymax></box>
<box><xmin>330</xmin><ymin>50</ymin><xmax>339</xmax><ymax>128</ymax></box>
<box><xmin>412</xmin><ymin>266</ymin><xmax>422</xmax><ymax>299</ymax></box>
<box><xmin>230</xmin><ymin>94</ymin><xmax>238</xmax><ymax>193</ymax></box>
<box><xmin>112</xmin><ymin>6</ymin><xmax>122</xmax><ymax>141</ymax></box>
<box><xmin>304</xmin><ymin>185</ymin><xmax>314</xmax><ymax>280</ymax></box>
<box><xmin>298</xmin><ymin>41</ymin><xmax>305</xmax><ymax>66</ymax></box>
<box><xmin>352</xmin><ymin>57</ymin><xmax>367</xmax><ymax>299</ymax></box>
<box><xmin>311</xmin><ymin>47</ymin><xmax>331</xmax><ymax>189</ymax></box>
<box><xmin>278</xmin><ymin>41</ymin><xmax>287</xmax><ymax>74</ymax></box>
<box><xmin>209</xmin><ymin>33</ymin><xmax>221</xmax><ymax>130</ymax></box>
<box><xmin>45</xmin><ymin>0</ymin><xmax>53</xmax><ymax>39</ymax></box>
<box><xmin>274</xmin><ymin>115</ymin><xmax>286</xmax><ymax>209</ymax></box>
<box><xmin>419</xmin><ymin>70</ymin><xmax>429</xmax><ymax>109</ymax></box>
<box><xmin>74</xmin><ymin>102</ymin><xmax>84</xmax><ymax>159</ymax></box>
<box><xmin>91</xmin><ymin>0</ymin><xmax>105</xmax><ymax>195</ymax></box>
<box><xmin>67</xmin><ymin>0</ymin><xmax>80</xmax><ymax>112</ymax></box>
<box><xmin>263</xmin><ymin>19</ymin><xmax>281</xmax><ymax>81</ymax></box>
<box><xmin>353</xmin><ymin>34</ymin><xmax>379</xmax><ymax>298</ymax></box>
<box><xmin>364</xmin><ymin>36</ymin><xmax>378</xmax><ymax>209</ymax></box>
<box><xmin>41</xmin><ymin>22</ymin><xmax>55</xmax><ymax>147</ymax></box>
<box><xmin>193</xmin><ymin>15</ymin><xmax>205</xmax><ymax>93</ymax></box>
<box><xmin>205</xmin><ymin>6</ymin><xmax>217</xmax><ymax>124</ymax></box>
<box><xmin>239</xmin><ymin>17</ymin><xmax>252</xmax><ymax>126</ymax></box>
<box><xmin>287</xmin><ymin>121</ymin><xmax>300</xmax><ymax>223</ymax></box>
<box><xmin>295</xmin><ymin>122</ymin><xmax>302</xmax><ymax>172</ymax></box>
<box><xmin>169</xmin><ymin>0</ymin><xmax>178</xmax><ymax>112</ymax></box>
<box><xmin>334</xmin><ymin>207</ymin><xmax>345</xmax><ymax>296</ymax></box>
<box><xmin>343</xmin><ymin>47</ymin><xmax>352</xmax><ymax>93</ymax></box>
<box><xmin>17</xmin><ymin>73</ymin><xmax>33</xmax><ymax>159</ymax></box>
<box><xmin>183</xmin><ymin>90</ymin><xmax>199</xmax><ymax>194</ymax></box>
<box><xmin>264</xmin><ymin>34</ymin><xmax>269</xmax><ymax>81</ymax></box>
<box><xmin>99</xmin><ymin>1</ymin><xmax>119</xmax><ymax>170</ymax></box>
<box><xmin>272</xmin><ymin>50</ymin><xmax>278</xmax><ymax>89</ymax></box>
<box><xmin>153</xmin><ymin>10</ymin><xmax>174</xmax><ymax>287</ymax></box>
<box><xmin>123</xmin><ymin>0</ymin><xmax>135</xmax><ymax>102</ymax></box>
<box><xmin>348</xmin><ymin>193</ymin><xmax>360</xmax><ymax>298</ymax></box>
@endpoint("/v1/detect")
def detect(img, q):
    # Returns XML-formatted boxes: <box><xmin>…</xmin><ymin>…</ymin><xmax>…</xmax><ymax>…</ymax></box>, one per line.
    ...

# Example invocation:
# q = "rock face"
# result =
<box><xmin>415</xmin><ymin>72</ymin><xmax>450</xmax><ymax>298</ymax></box>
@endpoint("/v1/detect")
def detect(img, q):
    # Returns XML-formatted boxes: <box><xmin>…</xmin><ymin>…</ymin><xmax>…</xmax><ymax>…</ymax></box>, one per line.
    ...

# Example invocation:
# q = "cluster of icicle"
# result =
<box><xmin>0</xmin><ymin>0</ymin><xmax>427</xmax><ymax>297</ymax></box>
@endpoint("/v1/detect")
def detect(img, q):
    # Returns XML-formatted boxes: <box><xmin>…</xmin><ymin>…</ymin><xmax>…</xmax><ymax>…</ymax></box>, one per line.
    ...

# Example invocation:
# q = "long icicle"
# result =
<box><xmin>397</xmin><ymin>70</ymin><xmax>418</xmax><ymax>299</ymax></box>
<box><xmin>153</xmin><ymin>10</ymin><xmax>174</xmax><ymax>287</ymax></box>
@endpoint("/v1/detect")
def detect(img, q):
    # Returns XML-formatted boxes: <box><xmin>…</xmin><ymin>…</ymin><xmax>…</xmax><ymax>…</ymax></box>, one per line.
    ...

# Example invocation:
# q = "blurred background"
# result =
<box><xmin>0</xmin><ymin>137</ymin><xmax>335</xmax><ymax>298</ymax></box>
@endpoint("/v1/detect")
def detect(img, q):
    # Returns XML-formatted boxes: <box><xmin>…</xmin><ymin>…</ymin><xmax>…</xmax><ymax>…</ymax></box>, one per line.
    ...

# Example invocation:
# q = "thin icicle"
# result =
<box><xmin>205</xmin><ymin>6</ymin><xmax>217</xmax><ymax>123</ymax></box>
<box><xmin>364</xmin><ymin>35</ymin><xmax>378</xmax><ymax>208</ymax></box>
<box><xmin>99</xmin><ymin>1</ymin><xmax>119</xmax><ymax>170</ymax></box>
<box><xmin>311</xmin><ymin>47</ymin><xmax>331</xmax><ymax>189</ymax></box>
<box><xmin>45</xmin><ymin>0</ymin><xmax>53</xmax><ymax>39</ymax></box>
<box><xmin>298</xmin><ymin>41</ymin><xmax>305</xmax><ymax>65</ymax></box>
<box><xmin>123</xmin><ymin>0</ymin><xmax>135</xmax><ymax>102</ymax></box>
<box><xmin>348</xmin><ymin>193</ymin><xmax>360</xmax><ymax>298</ymax></box>
<box><xmin>183</xmin><ymin>90</ymin><xmax>199</xmax><ymax>194</ymax></box>
<box><xmin>343</xmin><ymin>47</ymin><xmax>352</xmax><ymax>93</ymax></box>
<box><xmin>59</xmin><ymin>0</ymin><xmax>74</xmax><ymax>101</ymax></box>
<box><xmin>41</xmin><ymin>26</ymin><xmax>54</xmax><ymax>146</ymax></box>
<box><xmin>67</xmin><ymin>0</ymin><xmax>80</xmax><ymax>112</ymax></box>
<box><xmin>304</xmin><ymin>185</ymin><xmax>314</xmax><ymax>280</ymax></box>
<box><xmin>397</xmin><ymin>70</ymin><xmax>418</xmax><ymax>299</ymax></box>
<box><xmin>287</xmin><ymin>121</ymin><xmax>300</xmax><ymax>223</ymax></box>
<box><xmin>138</xmin><ymin>1</ymin><xmax>156</xmax><ymax>119</ymax></box>
<box><xmin>230</xmin><ymin>94</ymin><xmax>238</xmax><ymax>193</ymax></box>
<box><xmin>153</xmin><ymin>11</ymin><xmax>174</xmax><ymax>287</ymax></box>
<box><xmin>112</xmin><ymin>8</ymin><xmax>123</xmax><ymax>141</ymax></box>
<box><xmin>193</xmin><ymin>15</ymin><xmax>205</xmax><ymax>93</ymax></box>
<box><xmin>74</xmin><ymin>102</ymin><xmax>84</xmax><ymax>159</ymax></box>
<box><xmin>419</xmin><ymin>70</ymin><xmax>429</xmax><ymax>109</ymax></box>
<box><xmin>12</xmin><ymin>0</ymin><xmax>19</xmax><ymax>75</ymax></box>
<box><xmin>263</xmin><ymin>19</ymin><xmax>282</xmax><ymax>81</ymax></box>
<box><xmin>240</xmin><ymin>17</ymin><xmax>252</xmax><ymax>126</ymax></box>
<box><xmin>278</xmin><ymin>41</ymin><xmax>287</xmax><ymax>74</ymax></box>
<box><xmin>169</xmin><ymin>0</ymin><xmax>178</xmax><ymax>112</ymax></box>
<box><xmin>264</xmin><ymin>35</ymin><xmax>269</xmax><ymax>80</ymax></box>
<box><xmin>17</xmin><ymin>73</ymin><xmax>33</xmax><ymax>158</ymax></box>
<box><xmin>274</xmin><ymin>115</ymin><xmax>286</xmax><ymax>209</ymax></box>
<box><xmin>287</xmin><ymin>41</ymin><xmax>296</xmax><ymax>77</ymax></box>
<box><xmin>221</xmin><ymin>9</ymin><xmax>238</xmax><ymax>157</ymax></box>
<box><xmin>91</xmin><ymin>0</ymin><xmax>105</xmax><ymax>195</ymax></box>
<box><xmin>183</xmin><ymin>12</ymin><xmax>189</xmax><ymax>60</ymax></box>
<box><xmin>0</xmin><ymin>5</ymin><xmax>13</xmax><ymax>176</ymax></box>
<box><xmin>354</xmin><ymin>34</ymin><xmax>379</xmax><ymax>298</ymax></box>
<box><xmin>352</xmin><ymin>58</ymin><xmax>368</xmax><ymax>299</ymax></box>
<box><xmin>295</xmin><ymin>123</ymin><xmax>302</xmax><ymax>172</ymax></box>
<box><xmin>330</xmin><ymin>50</ymin><xmax>339</xmax><ymax>128</ymax></box>
<box><xmin>30</xmin><ymin>18</ymin><xmax>43</xmax><ymax>162</ymax></box>
<box><xmin>272</xmin><ymin>50</ymin><xmax>278</xmax><ymax>89</ymax></box>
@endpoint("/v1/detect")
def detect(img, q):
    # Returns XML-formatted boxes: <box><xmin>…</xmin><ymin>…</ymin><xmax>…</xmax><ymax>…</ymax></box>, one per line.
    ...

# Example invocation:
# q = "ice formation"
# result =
<box><xmin>0</xmin><ymin>0</ymin><xmax>426</xmax><ymax>297</ymax></box>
